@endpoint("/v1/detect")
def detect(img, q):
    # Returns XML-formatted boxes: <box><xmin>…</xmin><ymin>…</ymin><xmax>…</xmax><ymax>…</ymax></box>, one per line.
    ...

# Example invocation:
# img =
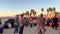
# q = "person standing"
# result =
<box><xmin>52</xmin><ymin>16</ymin><xmax>58</xmax><ymax>30</ymax></box>
<box><xmin>36</xmin><ymin>17</ymin><xmax>42</xmax><ymax>34</ymax></box>
<box><xmin>0</xmin><ymin>18</ymin><xmax>3</xmax><ymax>34</ymax></box>
<box><xmin>29</xmin><ymin>17</ymin><xmax>34</xmax><ymax>28</ymax></box>
<box><xmin>57</xmin><ymin>22</ymin><xmax>60</xmax><ymax>34</ymax></box>
<box><xmin>37</xmin><ymin>14</ymin><xmax>46</xmax><ymax>34</ymax></box>
<box><xmin>46</xmin><ymin>18</ymin><xmax>51</xmax><ymax>26</ymax></box>
<box><xmin>14</xmin><ymin>15</ymin><xmax>19</xmax><ymax>33</ymax></box>
<box><xmin>0</xmin><ymin>18</ymin><xmax>1</xmax><ymax>25</ymax></box>
<box><xmin>19</xmin><ymin>14</ymin><xmax>24</xmax><ymax>34</ymax></box>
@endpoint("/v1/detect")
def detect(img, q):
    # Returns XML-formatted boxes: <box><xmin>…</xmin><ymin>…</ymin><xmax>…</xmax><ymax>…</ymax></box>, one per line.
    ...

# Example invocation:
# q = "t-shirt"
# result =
<box><xmin>52</xmin><ymin>17</ymin><xmax>58</xmax><ymax>24</ymax></box>
<box><xmin>29</xmin><ymin>18</ymin><xmax>33</xmax><ymax>23</ymax></box>
<box><xmin>39</xmin><ymin>17</ymin><xmax>45</xmax><ymax>27</ymax></box>
<box><xmin>19</xmin><ymin>16</ymin><xmax>23</xmax><ymax>26</ymax></box>
<box><xmin>22</xmin><ymin>17</ymin><xmax>27</xmax><ymax>23</ymax></box>
<box><xmin>15</xmin><ymin>16</ymin><xmax>19</xmax><ymax>25</ymax></box>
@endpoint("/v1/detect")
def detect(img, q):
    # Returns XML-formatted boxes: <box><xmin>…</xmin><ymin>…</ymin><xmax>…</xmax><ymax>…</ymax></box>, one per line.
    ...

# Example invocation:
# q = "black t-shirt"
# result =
<box><xmin>52</xmin><ymin>17</ymin><xmax>58</xmax><ymax>24</ymax></box>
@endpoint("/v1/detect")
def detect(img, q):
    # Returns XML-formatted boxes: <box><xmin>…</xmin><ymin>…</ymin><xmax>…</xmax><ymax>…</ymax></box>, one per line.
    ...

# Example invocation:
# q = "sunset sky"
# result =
<box><xmin>0</xmin><ymin>0</ymin><xmax>60</xmax><ymax>16</ymax></box>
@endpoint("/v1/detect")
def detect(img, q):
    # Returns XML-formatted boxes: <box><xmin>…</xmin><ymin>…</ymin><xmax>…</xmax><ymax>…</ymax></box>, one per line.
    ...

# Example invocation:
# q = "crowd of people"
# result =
<box><xmin>0</xmin><ymin>13</ymin><xmax>60</xmax><ymax>34</ymax></box>
<box><xmin>13</xmin><ymin>13</ymin><xmax>60</xmax><ymax>34</ymax></box>
<box><xmin>0</xmin><ymin>8</ymin><xmax>60</xmax><ymax>34</ymax></box>
<box><xmin>13</xmin><ymin>13</ymin><xmax>46</xmax><ymax>34</ymax></box>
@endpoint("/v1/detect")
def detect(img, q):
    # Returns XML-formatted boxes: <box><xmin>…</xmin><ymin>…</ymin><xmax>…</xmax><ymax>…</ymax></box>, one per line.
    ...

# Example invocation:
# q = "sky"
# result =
<box><xmin>0</xmin><ymin>0</ymin><xmax>60</xmax><ymax>16</ymax></box>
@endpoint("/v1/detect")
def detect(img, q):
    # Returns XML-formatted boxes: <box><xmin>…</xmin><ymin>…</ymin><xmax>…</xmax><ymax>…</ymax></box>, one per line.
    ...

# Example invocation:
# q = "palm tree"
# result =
<box><xmin>30</xmin><ymin>9</ymin><xmax>35</xmax><ymax>14</ymax></box>
<box><xmin>30</xmin><ymin>9</ymin><xmax>35</xmax><ymax>16</ymax></box>
<box><xmin>30</xmin><ymin>9</ymin><xmax>37</xmax><ymax>16</ymax></box>
<box><xmin>48</xmin><ymin>7</ymin><xmax>52</xmax><ymax>12</ymax></box>
<box><xmin>25</xmin><ymin>11</ymin><xmax>29</xmax><ymax>16</ymax></box>
<box><xmin>52</xmin><ymin>7</ymin><xmax>56</xmax><ymax>12</ymax></box>
<box><xmin>33</xmin><ymin>11</ymin><xmax>37</xmax><ymax>16</ymax></box>
<box><xmin>47</xmin><ymin>9</ymin><xmax>49</xmax><ymax>13</ymax></box>
<box><xmin>41</xmin><ymin>8</ymin><xmax>44</xmax><ymax>12</ymax></box>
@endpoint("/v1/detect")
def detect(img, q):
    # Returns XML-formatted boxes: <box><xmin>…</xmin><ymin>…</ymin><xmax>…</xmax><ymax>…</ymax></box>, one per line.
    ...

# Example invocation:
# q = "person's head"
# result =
<box><xmin>40</xmin><ymin>14</ymin><xmax>43</xmax><ymax>17</ymax></box>
<box><xmin>20</xmin><ymin>14</ymin><xmax>24</xmax><ymax>17</ymax></box>
<box><xmin>16</xmin><ymin>14</ymin><xmax>19</xmax><ymax>17</ymax></box>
